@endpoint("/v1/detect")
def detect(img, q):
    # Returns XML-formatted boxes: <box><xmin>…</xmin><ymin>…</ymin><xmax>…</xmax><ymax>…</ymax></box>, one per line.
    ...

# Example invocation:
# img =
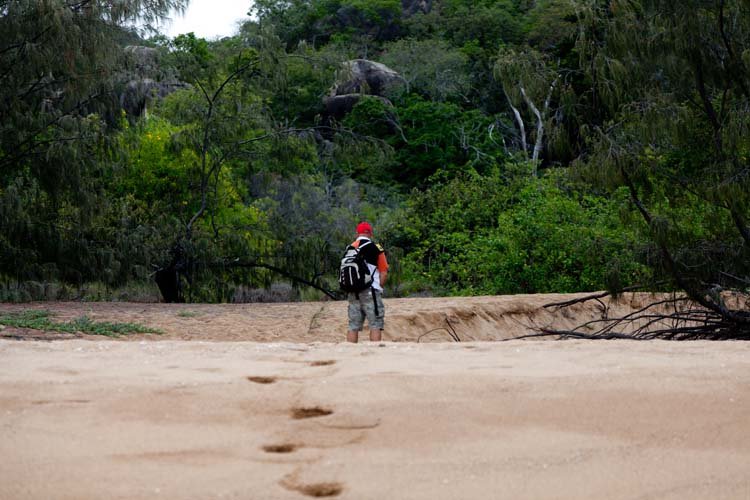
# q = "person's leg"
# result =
<box><xmin>347</xmin><ymin>293</ymin><xmax>365</xmax><ymax>343</ymax></box>
<box><xmin>366</xmin><ymin>289</ymin><xmax>385</xmax><ymax>342</ymax></box>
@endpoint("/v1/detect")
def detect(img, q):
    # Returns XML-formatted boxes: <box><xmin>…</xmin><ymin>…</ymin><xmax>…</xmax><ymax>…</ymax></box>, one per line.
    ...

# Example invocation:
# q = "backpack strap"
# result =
<box><xmin>354</xmin><ymin>239</ymin><xmax>372</xmax><ymax>250</ymax></box>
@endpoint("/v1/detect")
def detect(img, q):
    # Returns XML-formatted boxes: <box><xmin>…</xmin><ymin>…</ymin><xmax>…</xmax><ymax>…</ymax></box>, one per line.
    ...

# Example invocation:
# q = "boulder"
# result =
<box><xmin>124</xmin><ymin>45</ymin><xmax>160</xmax><ymax>76</ymax></box>
<box><xmin>120</xmin><ymin>46</ymin><xmax>189</xmax><ymax>117</ymax></box>
<box><xmin>321</xmin><ymin>60</ymin><xmax>404</xmax><ymax>133</ymax></box>
<box><xmin>401</xmin><ymin>0</ymin><xmax>432</xmax><ymax>16</ymax></box>
<box><xmin>323</xmin><ymin>94</ymin><xmax>393</xmax><ymax>122</ymax></box>
<box><xmin>121</xmin><ymin>78</ymin><xmax>189</xmax><ymax>117</ymax></box>
<box><xmin>331</xmin><ymin>59</ymin><xmax>404</xmax><ymax>97</ymax></box>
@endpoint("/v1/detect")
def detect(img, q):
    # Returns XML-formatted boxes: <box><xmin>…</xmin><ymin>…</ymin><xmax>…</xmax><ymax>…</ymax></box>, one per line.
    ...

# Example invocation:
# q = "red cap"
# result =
<box><xmin>356</xmin><ymin>221</ymin><xmax>373</xmax><ymax>235</ymax></box>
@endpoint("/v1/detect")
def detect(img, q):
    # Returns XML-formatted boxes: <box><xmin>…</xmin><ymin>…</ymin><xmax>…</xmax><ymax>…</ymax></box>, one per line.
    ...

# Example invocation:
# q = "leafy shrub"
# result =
<box><xmin>389</xmin><ymin>166</ymin><xmax>651</xmax><ymax>295</ymax></box>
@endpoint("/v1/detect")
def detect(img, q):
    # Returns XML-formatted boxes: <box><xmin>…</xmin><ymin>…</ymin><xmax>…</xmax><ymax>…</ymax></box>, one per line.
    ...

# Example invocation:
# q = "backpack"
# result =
<box><xmin>339</xmin><ymin>240</ymin><xmax>373</xmax><ymax>292</ymax></box>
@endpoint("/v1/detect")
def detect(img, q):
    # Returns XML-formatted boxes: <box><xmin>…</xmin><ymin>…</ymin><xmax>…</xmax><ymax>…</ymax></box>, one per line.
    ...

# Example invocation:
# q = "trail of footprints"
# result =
<box><xmin>248</xmin><ymin>359</ymin><xmax>358</xmax><ymax>498</ymax></box>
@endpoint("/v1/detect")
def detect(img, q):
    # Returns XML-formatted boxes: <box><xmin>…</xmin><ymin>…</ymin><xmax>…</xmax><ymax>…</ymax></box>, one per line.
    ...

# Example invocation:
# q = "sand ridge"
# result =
<box><xmin>0</xmin><ymin>292</ymin><xmax>681</xmax><ymax>342</ymax></box>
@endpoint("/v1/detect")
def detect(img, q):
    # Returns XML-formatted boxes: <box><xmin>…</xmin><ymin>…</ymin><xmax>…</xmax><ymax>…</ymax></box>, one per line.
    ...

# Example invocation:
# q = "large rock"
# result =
<box><xmin>401</xmin><ymin>0</ymin><xmax>432</xmax><ymax>16</ymax></box>
<box><xmin>124</xmin><ymin>46</ymin><xmax>160</xmax><ymax>76</ymax></box>
<box><xmin>323</xmin><ymin>94</ymin><xmax>393</xmax><ymax>122</ymax></box>
<box><xmin>331</xmin><ymin>59</ymin><xmax>404</xmax><ymax>97</ymax></box>
<box><xmin>121</xmin><ymin>78</ymin><xmax>189</xmax><ymax>117</ymax></box>
<box><xmin>321</xmin><ymin>60</ymin><xmax>404</xmax><ymax>133</ymax></box>
<box><xmin>120</xmin><ymin>46</ymin><xmax>189</xmax><ymax>117</ymax></box>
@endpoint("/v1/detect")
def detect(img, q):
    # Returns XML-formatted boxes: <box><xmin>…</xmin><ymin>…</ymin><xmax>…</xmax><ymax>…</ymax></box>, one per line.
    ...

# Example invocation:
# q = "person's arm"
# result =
<box><xmin>377</xmin><ymin>251</ymin><xmax>389</xmax><ymax>286</ymax></box>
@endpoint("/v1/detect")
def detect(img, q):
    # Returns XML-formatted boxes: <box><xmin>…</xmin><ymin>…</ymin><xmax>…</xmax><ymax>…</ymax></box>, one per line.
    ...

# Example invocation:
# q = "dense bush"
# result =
<box><xmin>389</xmin><ymin>166</ymin><xmax>650</xmax><ymax>295</ymax></box>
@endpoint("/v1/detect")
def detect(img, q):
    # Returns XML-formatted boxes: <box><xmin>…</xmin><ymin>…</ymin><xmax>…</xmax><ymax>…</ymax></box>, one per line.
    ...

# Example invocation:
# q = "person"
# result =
<box><xmin>346</xmin><ymin>221</ymin><xmax>388</xmax><ymax>343</ymax></box>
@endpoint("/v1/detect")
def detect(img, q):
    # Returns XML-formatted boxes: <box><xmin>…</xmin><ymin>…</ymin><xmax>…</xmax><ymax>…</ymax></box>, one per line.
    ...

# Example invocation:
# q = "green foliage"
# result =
<box><xmin>387</xmin><ymin>95</ymin><xmax>506</xmax><ymax>188</ymax></box>
<box><xmin>381</xmin><ymin>39</ymin><xmax>470</xmax><ymax>102</ymax></box>
<box><xmin>168</xmin><ymin>33</ymin><xmax>215</xmax><ymax>82</ymax></box>
<box><xmin>391</xmin><ymin>167</ymin><xmax>649</xmax><ymax>295</ymax></box>
<box><xmin>250</xmin><ymin>0</ymin><xmax>403</xmax><ymax>49</ymax></box>
<box><xmin>7</xmin><ymin>0</ymin><xmax>739</xmax><ymax>304</ymax></box>
<box><xmin>494</xmin><ymin>46</ymin><xmax>556</xmax><ymax>107</ymax></box>
<box><xmin>439</xmin><ymin>0</ymin><xmax>525</xmax><ymax>49</ymax></box>
<box><xmin>117</xmin><ymin>117</ymin><xmax>197</xmax><ymax>209</ymax></box>
<box><xmin>0</xmin><ymin>0</ymin><xmax>185</xmax><ymax>185</ymax></box>
<box><xmin>260</xmin><ymin>44</ymin><xmax>341</xmax><ymax>122</ymax></box>
<box><xmin>248</xmin><ymin>171</ymin><xmax>402</xmax><ymax>293</ymax></box>
<box><xmin>0</xmin><ymin>0</ymin><xmax>185</xmax><ymax>292</ymax></box>
<box><xmin>575</xmin><ymin>0</ymin><xmax>750</xmax><ymax>294</ymax></box>
<box><xmin>343</xmin><ymin>96</ymin><xmax>395</xmax><ymax>139</ymax></box>
<box><xmin>0</xmin><ymin>310</ymin><xmax>161</xmax><ymax>337</ymax></box>
<box><xmin>525</xmin><ymin>0</ymin><xmax>579</xmax><ymax>58</ymax></box>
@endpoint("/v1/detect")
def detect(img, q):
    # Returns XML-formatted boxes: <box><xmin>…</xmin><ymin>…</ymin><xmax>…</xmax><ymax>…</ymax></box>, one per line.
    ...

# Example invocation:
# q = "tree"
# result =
<box><xmin>1</xmin><ymin>0</ymin><xmax>187</xmax><ymax>179</ymax></box>
<box><xmin>381</xmin><ymin>38</ymin><xmax>470</xmax><ymax>102</ymax></box>
<box><xmin>151</xmin><ymin>32</ymin><xmax>367</xmax><ymax>301</ymax></box>
<box><xmin>389</xmin><ymin>166</ymin><xmax>647</xmax><ymax>296</ymax></box>
<box><xmin>494</xmin><ymin>46</ymin><xmax>563</xmax><ymax>173</ymax></box>
<box><xmin>0</xmin><ymin>0</ymin><xmax>186</xmax><ymax>289</ymax></box>
<box><xmin>572</xmin><ymin>0</ymin><xmax>750</xmax><ymax>339</ymax></box>
<box><xmin>250</xmin><ymin>0</ymin><xmax>403</xmax><ymax>51</ymax></box>
<box><xmin>525</xmin><ymin>0</ymin><xmax>579</xmax><ymax>58</ymax></box>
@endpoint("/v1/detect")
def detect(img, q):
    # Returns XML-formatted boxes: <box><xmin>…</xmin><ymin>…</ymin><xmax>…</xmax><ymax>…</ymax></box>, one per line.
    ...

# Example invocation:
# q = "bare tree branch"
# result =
<box><xmin>226</xmin><ymin>259</ymin><xmax>340</xmax><ymax>299</ymax></box>
<box><xmin>505</xmin><ymin>89</ymin><xmax>527</xmax><ymax>156</ymax></box>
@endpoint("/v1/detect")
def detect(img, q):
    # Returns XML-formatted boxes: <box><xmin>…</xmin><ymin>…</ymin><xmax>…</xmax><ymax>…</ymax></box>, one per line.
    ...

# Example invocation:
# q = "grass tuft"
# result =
<box><xmin>176</xmin><ymin>310</ymin><xmax>202</xmax><ymax>318</ymax></box>
<box><xmin>0</xmin><ymin>310</ymin><xmax>162</xmax><ymax>337</ymax></box>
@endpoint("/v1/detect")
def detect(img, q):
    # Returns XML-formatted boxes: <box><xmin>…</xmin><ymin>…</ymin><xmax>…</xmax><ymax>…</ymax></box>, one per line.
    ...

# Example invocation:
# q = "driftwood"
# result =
<box><xmin>514</xmin><ymin>290</ymin><xmax>750</xmax><ymax>341</ymax></box>
<box><xmin>227</xmin><ymin>260</ymin><xmax>340</xmax><ymax>300</ymax></box>
<box><xmin>417</xmin><ymin>316</ymin><xmax>461</xmax><ymax>342</ymax></box>
<box><xmin>542</xmin><ymin>283</ymin><xmax>663</xmax><ymax>310</ymax></box>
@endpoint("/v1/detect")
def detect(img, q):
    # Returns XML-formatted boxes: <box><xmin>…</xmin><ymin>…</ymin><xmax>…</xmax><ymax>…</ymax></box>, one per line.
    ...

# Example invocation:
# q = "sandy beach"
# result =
<box><xmin>0</xmin><ymin>295</ymin><xmax>749</xmax><ymax>499</ymax></box>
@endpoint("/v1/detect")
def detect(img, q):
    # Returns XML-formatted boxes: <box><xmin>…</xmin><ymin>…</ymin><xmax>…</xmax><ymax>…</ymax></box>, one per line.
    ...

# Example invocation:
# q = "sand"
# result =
<box><xmin>0</xmin><ymin>294</ymin><xmax>749</xmax><ymax>499</ymax></box>
<box><xmin>0</xmin><ymin>292</ymin><xmax>695</xmax><ymax>342</ymax></box>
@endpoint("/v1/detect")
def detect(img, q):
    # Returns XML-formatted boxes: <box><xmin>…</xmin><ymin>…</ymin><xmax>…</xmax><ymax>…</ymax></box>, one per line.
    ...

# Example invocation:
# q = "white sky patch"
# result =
<box><xmin>159</xmin><ymin>0</ymin><xmax>254</xmax><ymax>39</ymax></box>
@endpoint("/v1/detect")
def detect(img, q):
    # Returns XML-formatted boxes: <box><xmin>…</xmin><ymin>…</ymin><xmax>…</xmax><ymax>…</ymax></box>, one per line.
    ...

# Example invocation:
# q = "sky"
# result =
<box><xmin>160</xmin><ymin>0</ymin><xmax>253</xmax><ymax>39</ymax></box>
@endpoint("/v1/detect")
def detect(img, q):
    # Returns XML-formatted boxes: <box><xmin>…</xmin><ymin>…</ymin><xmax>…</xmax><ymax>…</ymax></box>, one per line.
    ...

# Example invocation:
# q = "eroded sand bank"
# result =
<box><xmin>0</xmin><ymin>292</ymin><xmax>710</xmax><ymax>342</ymax></box>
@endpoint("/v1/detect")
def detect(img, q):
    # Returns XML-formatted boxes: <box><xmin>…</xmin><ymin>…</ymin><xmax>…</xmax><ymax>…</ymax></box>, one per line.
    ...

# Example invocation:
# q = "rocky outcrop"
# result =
<box><xmin>124</xmin><ymin>45</ymin><xmax>160</xmax><ymax>76</ymax></box>
<box><xmin>322</xmin><ymin>59</ymin><xmax>404</xmax><ymax>125</ymax></box>
<box><xmin>120</xmin><ymin>46</ymin><xmax>189</xmax><ymax>118</ymax></box>
<box><xmin>322</xmin><ymin>94</ymin><xmax>393</xmax><ymax>122</ymax></box>
<box><xmin>331</xmin><ymin>59</ymin><xmax>404</xmax><ymax>97</ymax></box>
<box><xmin>121</xmin><ymin>78</ymin><xmax>189</xmax><ymax>117</ymax></box>
<box><xmin>401</xmin><ymin>0</ymin><xmax>432</xmax><ymax>16</ymax></box>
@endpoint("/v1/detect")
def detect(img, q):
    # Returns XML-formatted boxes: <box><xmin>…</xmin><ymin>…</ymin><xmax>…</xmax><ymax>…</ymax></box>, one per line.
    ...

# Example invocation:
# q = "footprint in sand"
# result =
<box><xmin>247</xmin><ymin>376</ymin><xmax>278</xmax><ymax>384</ymax></box>
<box><xmin>262</xmin><ymin>443</ymin><xmax>300</xmax><ymax>454</ymax></box>
<box><xmin>309</xmin><ymin>360</ymin><xmax>336</xmax><ymax>367</ymax></box>
<box><xmin>290</xmin><ymin>406</ymin><xmax>334</xmax><ymax>419</ymax></box>
<box><xmin>31</xmin><ymin>399</ymin><xmax>90</xmax><ymax>405</ymax></box>
<box><xmin>294</xmin><ymin>482</ymin><xmax>343</xmax><ymax>498</ymax></box>
<box><xmin>281</xmin><ymin>477</ymin><xmax>344</xmax><ymax>498</ymax></box>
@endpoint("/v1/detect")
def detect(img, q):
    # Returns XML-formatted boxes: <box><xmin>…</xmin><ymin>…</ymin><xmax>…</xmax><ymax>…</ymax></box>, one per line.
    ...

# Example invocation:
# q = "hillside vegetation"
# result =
<box><xmin>1</xmin><ymin>0</ymin><xmax>749</xmax><ymax>332</ymax></box>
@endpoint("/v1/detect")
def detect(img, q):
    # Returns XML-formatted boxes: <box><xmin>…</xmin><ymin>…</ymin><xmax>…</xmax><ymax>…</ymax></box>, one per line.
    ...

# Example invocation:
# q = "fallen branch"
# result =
<box><xmin>417</xmin><ymin>317</ymin><xmax>461</xmax><ymax>343</ymax></box>
<box><xmin>507</xmin><ymin>329</ymin><xmax>639</xmax><ymax>341</ymax></box>
<box><xmin>543</xmin><ymin>283</ymin><xmax>664</xmax><ymax>310</ymax></box>
<box><xmin>529</xmin><ymin>292</ymin><xmax>750</xmax><ymax>341</ymax></box>
<box><xmin>224</xmin><ymin>259</ymin><xmax>340</xmax><ymax>300</ymax></box>
<box><xmin>445</xmin><ymin>317</ymin><xmax>461</xmax><ymax>342</ymax></box>
<box><xmin>416</xmin><ymin>328</ymin><xmax>458</xmax><ymax>343</ymax></box>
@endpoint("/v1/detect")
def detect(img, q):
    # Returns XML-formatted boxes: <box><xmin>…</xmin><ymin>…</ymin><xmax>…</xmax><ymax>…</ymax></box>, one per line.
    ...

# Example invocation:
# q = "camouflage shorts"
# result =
<box><xmin>347</xmin><ymin>289</ymin><xmax>385</xmax><ymax>331</ymax></box>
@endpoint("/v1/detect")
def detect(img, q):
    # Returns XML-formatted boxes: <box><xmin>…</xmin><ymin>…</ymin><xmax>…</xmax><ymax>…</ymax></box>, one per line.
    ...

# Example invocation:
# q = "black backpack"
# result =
<box><xmin>339</xmin><ymin>241</ymin><xmax>373</xmax><ymax>292</ymax></box>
